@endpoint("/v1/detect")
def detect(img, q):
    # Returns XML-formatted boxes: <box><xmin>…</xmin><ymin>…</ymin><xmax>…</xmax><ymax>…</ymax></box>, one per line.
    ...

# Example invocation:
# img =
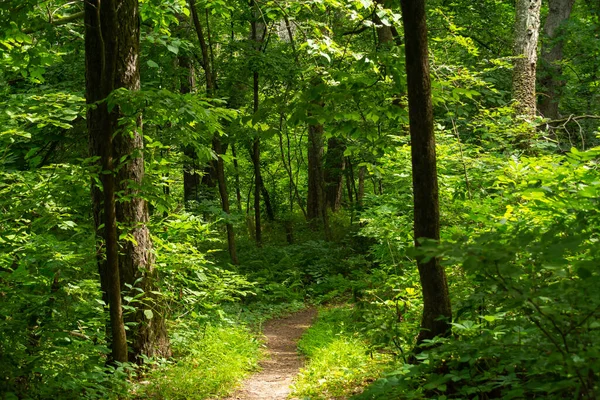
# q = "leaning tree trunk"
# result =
<box><xmin>400</xmin><ymin>0</ymin><xmax>452</xmax><ymax>345</ymax></box>
<box><xmin>513</xmin><ymin>0</ymin><xmax>542</xmax><ymax>118</ymax></box>
<box><xmin>323</xmin><ymin>137</ymin><xmax>345</xmax><ymax>212</ymax></box>
<box><xmin>84</xmin><ymin>0</ymin><xmax>170</xmax><ymax>362</ymax></box>
<box><xmin>538</xmin><ymin>0</ymin><xmax>576</xmax><ymax>120</ymax></box>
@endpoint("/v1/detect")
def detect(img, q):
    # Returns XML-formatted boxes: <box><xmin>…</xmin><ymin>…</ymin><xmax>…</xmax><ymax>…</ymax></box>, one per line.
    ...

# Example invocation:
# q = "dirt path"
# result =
<box><xmin>224</xmin><ymin>308</ymin><xmax>318</xmax><ymax>400</ymax></box>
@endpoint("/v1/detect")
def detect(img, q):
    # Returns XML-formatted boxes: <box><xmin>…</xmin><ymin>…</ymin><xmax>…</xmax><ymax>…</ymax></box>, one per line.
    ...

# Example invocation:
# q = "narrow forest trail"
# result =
<box><xmin>224</xmin><ymin>308</ymin><xmax>318</xmax><ymax>400</ymax></box>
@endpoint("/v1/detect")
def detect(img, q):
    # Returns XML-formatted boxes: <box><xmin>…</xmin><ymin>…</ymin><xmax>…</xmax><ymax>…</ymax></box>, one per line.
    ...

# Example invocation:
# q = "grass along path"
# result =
<box><xmin>225</xmin><ymin>307</ymin><xmax>318</xmax><ymax>400</ymax></box>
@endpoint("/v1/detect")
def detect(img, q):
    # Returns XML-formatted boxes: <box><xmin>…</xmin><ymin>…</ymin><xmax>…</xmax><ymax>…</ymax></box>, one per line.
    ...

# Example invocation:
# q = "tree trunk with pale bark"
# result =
<box><xmin>513</xmin><ymin>0</ymin><xmax>542</xmax><ymax>118</ymax></box>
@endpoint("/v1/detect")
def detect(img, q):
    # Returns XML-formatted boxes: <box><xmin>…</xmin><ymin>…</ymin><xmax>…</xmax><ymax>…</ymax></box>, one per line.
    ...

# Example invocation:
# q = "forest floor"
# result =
<box><xmin>224</xmin><ymin>307</ymin><xmax>318</xmax><ymax>400</ymax></box>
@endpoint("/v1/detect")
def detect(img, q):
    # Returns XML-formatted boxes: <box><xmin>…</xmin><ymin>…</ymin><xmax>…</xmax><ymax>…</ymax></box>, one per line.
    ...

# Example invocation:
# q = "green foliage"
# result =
<box><xmin>131</xmin><ymin>324</ymin><xmax>260</xmax><ymax>399</ymax></box>
<box><xmin>292</xmin><ymin>307</ymin><xmax>388</xmax><ymax>399</ymax></box>
<box><xmin>357</xmin><ymin>146</ymin><xmax>600</xmax><ymax>399</ymax></box>
<box><xmin>0</xmin><ymin>165</ymin><xmax>125</xmax><ymax>399</ymax></box>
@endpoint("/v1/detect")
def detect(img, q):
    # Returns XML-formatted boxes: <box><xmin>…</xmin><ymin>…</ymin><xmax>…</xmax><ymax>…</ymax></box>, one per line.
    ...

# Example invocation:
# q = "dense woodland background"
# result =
<box><xmin>1</xmin><ymin>0</ymin><xmax>600</xmax><ymax>398</ymax></box>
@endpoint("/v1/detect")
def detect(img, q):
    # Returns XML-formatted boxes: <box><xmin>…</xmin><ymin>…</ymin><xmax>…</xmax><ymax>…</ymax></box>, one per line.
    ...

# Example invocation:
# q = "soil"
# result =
<box><xmin>224</xmin><ymin>307</ymin><xmax>318</xmax><ymax>400</ymax></box>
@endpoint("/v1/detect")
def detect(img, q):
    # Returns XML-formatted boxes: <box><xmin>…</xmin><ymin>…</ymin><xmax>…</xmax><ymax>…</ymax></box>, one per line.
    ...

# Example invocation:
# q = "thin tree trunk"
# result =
<box><xmin>538</xmin><ymin>0</ymin><xmax>576</xmax><ymax>119</ymax></box>
<box><xmin>345</xmin><ymin>157</ymin><xmax>355</xmax><ymax>207</ymax></box>
<box><xmin>400</xmin><ymin>0</ymin><xmax>452</xmax><ymax>345</ymax></box>
<box><xmin>213</xmin><ymin>137</ymin><xmax>239</xmax><ymax>264</ymax></box>
<box><xmin>357</xmin><ymin>165</ymin><xmax>366</xmax><ymax>206</ymax></box>
<box><xmin>190</xmin><ymin>0</ymin><xmax>238</xmax><ymax>261</ymax></box>
<box><xmin>323</xmin><ymin>137</ymin><xmax>346</xmax><ymax>212</ymax></box>
<box><xmin>512</xmin><ymin>0</ymin><xmax>542</xmax><ymax>118</ymax></box>
<box><xmin>231</xmin><ymin>144</ymin><xmax>243</xmax><ymax>212</ymax></box>
<box><xmin>251</xmin><ymin>5</ymin><xmax>265</xmax><ymax>245</ymax></box>
<box><xmin>307</xmin><ymin>122</ymin><xmax>325</xmax><ymax>221</ymax></box>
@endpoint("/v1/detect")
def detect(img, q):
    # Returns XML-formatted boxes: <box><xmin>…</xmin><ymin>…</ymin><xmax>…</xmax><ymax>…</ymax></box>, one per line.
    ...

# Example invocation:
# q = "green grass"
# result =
<box><xmin>131</xmin><ymin>324</ymin><xmax>260</xmax><ymax>399</ymax></box>
<box><xmin>292</xmin><ymin>307</ymin><xmax>389</xmax><ymax>399</ymax></box>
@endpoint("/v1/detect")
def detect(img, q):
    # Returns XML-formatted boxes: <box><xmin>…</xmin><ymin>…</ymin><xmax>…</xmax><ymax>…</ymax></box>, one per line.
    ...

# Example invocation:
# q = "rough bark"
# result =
<box><xmin>512</xmin><ymin>0</ymin><xmax>542</xmax><ymax>117</ymax></box>
<box><xmin>538</xmin><ymin>0</ymin><xmax>576</xmax><ymax>119</ymax></box>
<box><xmin>323</xmin><ymin>137</ymin><xmax>345</xmax><ymax>212</ymax></box>
<box><xmin>85</xmin><ymin>1</ymin><xmax>128</xmax><ymax>363</ymax></box>
<box><xmin>84</xmin><ymin>0</ymin><xmax>170</xmax><ymax>362</ymax></box>
<box><xmin>400</xmin><ymin>0</ymin><xmax>452</xmax><ymax>344</ymax></box>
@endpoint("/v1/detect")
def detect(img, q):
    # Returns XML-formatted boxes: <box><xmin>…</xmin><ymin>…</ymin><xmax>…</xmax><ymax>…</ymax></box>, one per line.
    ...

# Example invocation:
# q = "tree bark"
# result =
<box><xmin>213</xmin><ymin>137</ymin><xmax>239</xmax><ymax>264</ymax></box>
<box><xmin>85</xmin><ymin>0</ymin><xmax>170</xmax><ymax>362</ymax></box>
<box><xmin>357</xmin><ymin>165</ymin><xmax>366</xmax><ymax>206</ymax></box>
<box><xmin>323</xmin><ymin>137</ymin><xmax>345</xmax><ymax>212</ymax></box>
<box><xmin>251</xmin><ymin>5</ymin><xmax>265</xmax><ymax>245</ymax></box>
<box><xmin>538</xmin><ymin>0</ymin><xmax>576</xmax><ymax>119</ymax></box>
<box><xmin>231</xmin><ymin>144</ymin><xmax>243</xmax><ymax>212</ymax></box>
<box><xmin>512</xmin><ymin>0</ymin><xmax>542</xmax><ymax>117</ymax></box>
<box><xmin>400</xmin><ymin>0</ymin><xmax>452</xmax><ymax>344</ymax></box>
<box><xmin>307</xmin><ymin>121</ymin><xmax>325</xmax><ymax>221</ymax></box>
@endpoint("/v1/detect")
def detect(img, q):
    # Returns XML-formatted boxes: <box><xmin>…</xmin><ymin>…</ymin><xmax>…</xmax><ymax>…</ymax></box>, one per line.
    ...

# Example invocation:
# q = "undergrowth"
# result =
<box><xmin>292</xmin><ymin>307</ymin><xmax>388</xmax><ymax>399</ymax></box>
<box><xmin>130</xmin><ymin>324</ymin><xmax>260</xmax><ymax>399</ymax></box>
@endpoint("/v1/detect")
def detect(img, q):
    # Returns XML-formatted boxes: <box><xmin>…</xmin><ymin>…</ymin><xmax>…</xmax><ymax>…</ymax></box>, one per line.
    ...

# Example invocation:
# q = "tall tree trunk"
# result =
<box><xmin>231</xmin><ymin>144</ymin><xmax>243</xmax><ymax>212</ymax></box>
<box><xmin>251</xmin><ymin>5</ymin><xmax>265</xmax><ymax>245</ymax></box>
<box><xmin>323</xmin><ymin>137</ymin><xmax>345</xmax><ymax>212</ymax></box>
<box><xmin>400</xmin><ymin>0</ymin><xmax>452</xmax><ymax>345</ymax></box>
<box><xmin>213</xmin><ymin>137</ymin><xmax>239</xmax><ymax>264</ymax></box>
<box><xmin>307</xmin><ymin>121</ymin><xmax>325</xmax><ymax>221</ymax></box>
<box><xmin>85</xmin><ymin>0</ymin><xmax>170</xmax><ymax>362</ymax></box>
<box><xmin>190</xmin><ymin>0</ymin><xmax>238</xmax><ymax>260</ymax></box>
<box><xmin>85</xmin><ymin>1</ymin><xmax>128</xmax><ymax>363</ymax></box>
<box><xmin>513</xmin><ymin>0</ymin><xmax>542</xmax><ymax>117</ymax></box>
<box><xmin>538</xmin><ymin>0</ymin><xmax>576</xmax><ymax>119</ymax></box>
<box><xmin>357</xmin><ymin>165</ymin><xmax>366</xmax><ymax>206</ymax></box>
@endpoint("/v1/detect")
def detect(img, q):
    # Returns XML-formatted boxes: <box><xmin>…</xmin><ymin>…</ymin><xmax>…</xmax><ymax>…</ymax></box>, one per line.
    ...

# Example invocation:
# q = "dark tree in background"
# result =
<box><xmin>539</xmin><ymin>0</ymin><xmax>576</xmax><ymax>119</ymax></box>
<box><xmin>400</xmin><ymin>0</ymin><xmax>452</xmax><ymax>344</ymax></box>
<box><xmin>84</xmin><ymin>0</ymin><xmax>170</xmax><ymax>362</ymax></box>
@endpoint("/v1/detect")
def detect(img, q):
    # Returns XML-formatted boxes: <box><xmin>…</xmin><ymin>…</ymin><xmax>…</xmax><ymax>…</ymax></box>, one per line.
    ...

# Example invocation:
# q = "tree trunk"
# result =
<box><xmin>179</xmin><ymin>56</ymin><xmax>201</xmax><ymax>206</ymax></box>
<box><xmin>323</xmin><ymin>137</ymin><xmax>345</xmax><ymax>212</ymax></box>
<box><xmin>307</xmin><ymin>121</ymin><xmax>325</xmax><ymax>221</ymax></box>
<box><xmin>513</xmin><ymin>0</ymin><xmax>542</xmax><ymax>117</ymax></box>
<box><xmin>85</xmin><ymin>1</ymin><xmax>128</xmax><ymax>363</ymax></box>
<box><xmin>231</xmin><ymin>144</ymin><xmax>243</xmax><ymax>212</ymax></box>
<box><xmin>190</xmin><ymin>0</ymin><xmax>238</xmax><ymax>262</ymax></box>
<box><xmin>400</xmin><ymin>0</ymin><xmax>452</xmax><ymax>345</ymax></box>
<box><xmin>251</xmin><ymin>5</ymin><xmax>266</xmax><ymax>245</ymax></box>
<box><xmin>357</xmin><ymin>165</ymin><xmax>366</xmax><ymax>206</ymax></box>
<box><xmin>213</xmin><ymin>137</ymin><xmax>239</xmax><ymax>264</ymax></box>
<box><xmin>538</xmin><ymin>0</ymin><xmax>576</xmax><ymax>119</ymax></box>
<box><xmin>84</xmin><ymin>0</ymin><xmax>170</xmax><ymax>362</ymax></box>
